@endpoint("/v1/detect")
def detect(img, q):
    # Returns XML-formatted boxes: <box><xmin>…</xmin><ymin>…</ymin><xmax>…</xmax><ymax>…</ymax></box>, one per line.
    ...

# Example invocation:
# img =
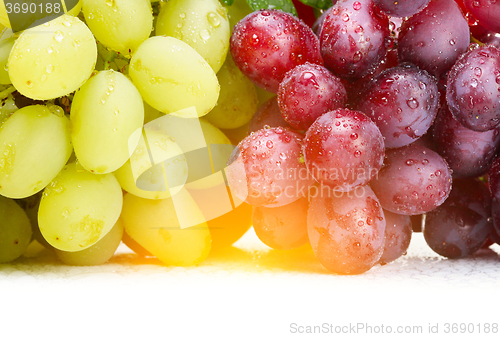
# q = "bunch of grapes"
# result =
<box><xmin>1</xmin><ymin>0</ymin><xmax>500</xmax><ymax>275</ymax></box>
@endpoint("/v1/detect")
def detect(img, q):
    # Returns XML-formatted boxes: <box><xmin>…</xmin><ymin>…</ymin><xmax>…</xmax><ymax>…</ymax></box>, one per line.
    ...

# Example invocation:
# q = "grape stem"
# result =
<box><xmin>0</xmin><ymin>86</ymin><xmax>16</xmax><ymax>100</ymax></box>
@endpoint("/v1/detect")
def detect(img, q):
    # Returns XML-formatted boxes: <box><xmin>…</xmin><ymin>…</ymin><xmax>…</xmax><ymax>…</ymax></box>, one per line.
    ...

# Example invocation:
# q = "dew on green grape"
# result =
<box><xmin>207</xmin><ymin>12</ymin><xmax>221</xmax><ymax>27</ymax></box>
<box><xmin>46</xmin><ymin>64</ymin><xmax>54</xmax><ymax>73</ymax></box>
<box><xmin>200</xmin><ymin>30</ymin><xmax>210</xmax><ymax>41</ymax></box>
<box><xmin>54</xmin><ymin>31</ymin><xmax>64</xmax><ymax>42</ymax></box>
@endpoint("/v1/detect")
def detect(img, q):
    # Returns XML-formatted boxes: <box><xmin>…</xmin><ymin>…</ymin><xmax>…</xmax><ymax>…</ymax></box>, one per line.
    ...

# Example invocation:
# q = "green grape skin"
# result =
<box><xmin>0</xmin><ymin>105</ymin><xmax>72</xmax><ymax>199</ymax></box>
<box><xmin>38</xmin><ymin>162</ymin><xmax>123</xmax><ymax>252</ymax></box>
<box><xmin>121</xmin><ymin>191</ymin><xmax>211</xmax><ymax>266</ymax></box>
<box><xmin>226</xmin><ymin>0</ymin><xmax>253</xmax><ymax>28</ymax></box>
<box><xmin>7</xmin><ymin>15</ymin><xmax>97</xmax><ymax>100</ymax></box>
<box><xmin>122</xmin><ymin>230</ymin><xmax>153</xmax><ymax>256</ymax></box>
<box><xmin>145</xmin><ymin>115</ymin><xmax>232</xmax><ymax>190</ymax></box>
<box><xmin>82</xmin><ymin>0</ymin><xmax>152</xmax><ymax>57</ymax></box>
<box><xmin>0</xmin><ymin>195</ymin><xmax>32</xmax><ymax>263</ymax></box>
<box><xmin>156</xmin><ymin>0</ymin><xmax>230</xmax><ymax>73</ymax></box>
<box><xmin>63</xmin><ymin>0</ymin><xmax>82</xmax><ymax>17</ymax></box>
<box><xmin>129</xmin><ymin>36</ymin><xmax>220</xmax><ymax>117</ymax></box>
<box><xmin>0</xmin><ymin>32</ymin><xmax>14</xmax><ymax>84</ymax></box>
<box><xmin>0</xmin><ymin>93</ymin><xmax>17</xmax><ymax>125</ymax></box>
<box><xmin>114</xmin><ymin>128</ymin><xmax>188</xmax><ymax>200</ymax></box>
<box><xmin>55</xmin><ymin>218</ymin><xmax>124</xmax><ymax>265</ymax></box>
<box><xmin>70</xmin><ymin>70</ymin><xmax>144</xmax><ymax>174</ymax></box>
<box><xmin>204</xmin><ymin>55</ymin><xmax>258</xmax><ymax>129</ymax></box>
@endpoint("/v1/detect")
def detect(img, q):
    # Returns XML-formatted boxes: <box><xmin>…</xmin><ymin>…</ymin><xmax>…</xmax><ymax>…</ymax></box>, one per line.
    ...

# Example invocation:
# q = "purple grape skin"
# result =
<box><xmin>397</xmin><ymin>0</ymin><xmax>470</xmax><ymax>78</ymax></box>
<box><xmin>370</xmin><ymin>144</ymin><xmax>452</xmax><ymax>215</ymax></box>
<box><xmin>247</xmin><ymin>97</ymin><xmax>289</xmax><ymax>134</ymax></box>
<box><xmin>319</xmin><ymin>0</ymin><xmax>391</xmax><ymax>79</ymax></box>
<box><xmin>379</xmin><ymin>209</ymin><xmax>412</xmax><ymax>264</ymax></box>
<box><xmin>491</xmin><ymin>197</ymin><xmax>500</xmax><ymax>240</ymax></box>
<box><xmin>230</xmin><ymin>10</ymin><xmax>323</xmax><ymax>93</ymax></box>
<box><xmin>252</xmin><ymin>197</ymin><xmax>309</xmax><ymax>250</ymax></box>
<box><xmin>303</xmin><ymin>108</ymin><xmax>385</xmax><ymax>192</ymax></box>
<box><xmin>432</xmin><ymin>102</ymin><xmax>500</xmax><ymax>178</ymax></box>
<box><xmin>225</xmin><ymin>127</ymin><xmax>315</xmax><ymax>208</ymax></box>
<box><xmin>374</xmin><ymin>0</ymin><xmax>431</xmax><ymax>17</ymax></box>
<box><xmin>356</xmin><ymin>63</ymin><xmax>439</xmax><ymax>149</ymax></box>
<box><xmin>446</xmin><ymin>45</ymin><xmax>500</xmax><ymax>132</ymax></box>
<box><xmin>277</xmin><ymin>62</ymin><xmax>347</xmax><ymax>131</ymax></box>
<box><xmin>488</xmin><ymin>155</ymin><xmax>500</xmax><ymax>200</ymax></box>
<box><xmin>464</xmin><ymin>0</ymin><xmax>500</xmax><ymax>34</ymax></box>
<box><xmin>307</xmin><ymin>185</ymin><xmax>386</xmax><ymax>274</ymax></box>
<box><xmin>424</xmin><ymin>178</ymin><xmax>493</xmax><ymax>258</ymax></box>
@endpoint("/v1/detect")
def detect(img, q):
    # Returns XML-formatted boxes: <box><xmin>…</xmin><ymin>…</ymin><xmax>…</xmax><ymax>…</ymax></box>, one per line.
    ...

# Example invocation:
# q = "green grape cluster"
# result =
<box><xmin>0</xmin><ymin>0</ymin><xmax>260</xmax><ymax>266</ymax></box>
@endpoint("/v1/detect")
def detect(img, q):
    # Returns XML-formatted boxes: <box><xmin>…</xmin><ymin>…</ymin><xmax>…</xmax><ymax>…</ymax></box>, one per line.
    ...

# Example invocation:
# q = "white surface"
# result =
<box><xmin>2</xmin><ymin>230</ymin><xmax>500</xmax><ymax>336</ymax></box>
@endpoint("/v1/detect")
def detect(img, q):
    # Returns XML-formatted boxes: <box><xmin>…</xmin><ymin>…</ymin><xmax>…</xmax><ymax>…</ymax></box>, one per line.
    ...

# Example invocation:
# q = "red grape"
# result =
<box><xmin>303</xmin><ymin>108</ymin><xmax>385</xmax><ymax>192</ymax></box>
<box><xmin>432</xmin><ymin>102</ymin><xmax>500</xmax><ymax>178</ymax></box>
<box><xmin>487</xmin><ymin>155</ymin><xmax>500</xmax><ymax>200</ymax></box>
<box><xmin>398</xmin><ymin>0</ymin><xmax>470</xmax><ymax>78</ymax></box>
<box><xmin>374</xmin><ymin>0</ymin><xmax>431</xmax><ymax>17</ymax></box>
<box><xmin>356</xmin><ymin>63</ymin><xmax>439</xmax><ymax>149</ymax></box>
<box><xmin>446</xmin><ymin>45</ymin><xmax>500</xmax><ymax>132</ymax></box>
<box><xmin>230</xmin><ymin>10</ymin><xmax>323</xmax><ymax>93</ymax></box>
<box><xmin>464</xmin><ymin>0</ymin><xmax>500</xmax><ymax>34</ymax></box>
<box><xmin>247</xmin><ymin>97</ymin><xmax>290</xmax><ymax>134</ymax></box>
<box><xmin>320</xmin><ymin>0</ymin><xmax>391</xmax><ymax>79</ymax></box>
<box><xmin>370</xmin><ymin>144</ymin><xmax>452</xmax><ymax>215</ymax></box>
<box><xmin>307</xmin><ymin>185</ymin><xmax>386</xmax><ymax>274</ymax></box>
<box><xmin>379</xmin><ymin>209</ymin><xmax>412</xmax><ymax>264</ymax></box>
<box><xmin>252</xmin><ymin>197</ymin><xmax>309</xmax><ymax>250</ymax></box>
<box><xmin>277</xmin><ymin>62</ymin><xmax>347</xmax><ymax>131</ymax></box>
<box><xmin>424</xmin><ymin>178</ymin><xmax>493</xmax><ymax>258</ymax></box>
<box><xmin>225</xmin><ymin>127</ymin><xmax>315</xmax><ymax>208</ymax></box>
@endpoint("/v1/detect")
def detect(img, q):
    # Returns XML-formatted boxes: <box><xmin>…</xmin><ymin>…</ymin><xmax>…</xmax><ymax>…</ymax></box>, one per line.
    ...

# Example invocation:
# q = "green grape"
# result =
<box><xmin>0</xmin><ymin>195</ymin><xmax>32</xmax><ymax>263</ymax></box>
<box><xmin>155</xmin><ymin>0</ymin><xmax>230</xmax><ymax>73</ymax></box>
<box><xmin>38</xmin><ymin>162</ymin><xmax>123</xmax><ymax>252</ymax></box>
<box><xmin>63</xmin><ymin>0</ymin><xmax>82</xmax><ymax>16</ymax></box>
<box><xmin>129</xmin><ymin>36</ymin><xmax>219</xmax><ymax>117</ymax></box>
<box><xmin>82</xmin><ymin>0</ymin><xmax>152</xmax><ymax>57</ymax></box>
<box><xmin>122</xmin><ymin>230</ymin><xmax>153</xmax><ymax>256</ymax></box>
<box><xmin>0</xmin><ymin>30</ymin><xmax>14</xmax><ymax>85</ymax></box>
<box><xmin>226</xmin><ymin>0</ymin><xmax>253</xmax><ymax>28</ymax></box>
<box><xmin>0</xmin><ymin>93</ymin><xmax>17</xmax><ymax>125</ymax></box>
<box><xmin>204</xmin><ymin>55</ymin><xmax>258</xmax><ymax>129</ymax></box>
<box><xmin>71</xmin><ymin>70</ymin><xmax>144</xmax><ymax>174</ymax></box>
<box><xmin>146</xmin><ymin>115</ymin><xmax>232</xmax><ymax>190</ymax></box>
<box><xmin>114</xmin><ymin>128</ymin><xmax>188</xmax><ymax>200</ymax></box>
<box><xmin>55</xmin><ymin>218</ymin><xmax>124</xmax><ymax>265</ymax></box>
<box><xmin>7</xmin><ymin>14</ymin><xmax>97</xmax><ymax>100</ymax></box>
<box><xmin>121</xmin><ymin>190</ymin><xmax>211</xmax><ymax>266</ymax></box>
<box><xmin>0</xmin><ymin>105</ymin><xmax>72</xmax><ymax>199</ymax></box>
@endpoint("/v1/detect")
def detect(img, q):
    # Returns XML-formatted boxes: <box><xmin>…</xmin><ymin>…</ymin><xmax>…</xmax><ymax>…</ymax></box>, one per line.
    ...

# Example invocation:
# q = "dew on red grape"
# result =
<box><xmin>230</xmin><ymin>10</ymin><xmax>323</xmax><ymax>93</ymax></box>
<box><xmin>277</xmin><ymin>62</ymin><xmax>347</xmax><ymax>131</ymax></box>
<box><xmin>397</xmin><ymin>0</ymin><xmax>470</xmax><ymax>78</ymax></box>
<box><xmin>303</xmin><ymin>108</ymin><xmax>385</xmax><ymax>192</ymax></box>
<box><xmin>432</xmin><ymin>101</ymin><xmax>500</xmax><ymax>178</ymax></box>
<box><xmin>307</xmin><ymin>185</ymin><xmax>386</xmax><ymax>274</ymax></box>
<box><xmin>370</xmin><ymin>144</ymin><xmax>452</xmax><ymax>215</ymax></box>
<box><xmin>225</xmin><ymin>127</ymin><xmax>315</xmax><ymax>208</ymax></box>
<box><xmin>374</xmin><ymin>0</ymin><xmax>431</xmax><ymax>17</ymax></box>
<box><xmin>446</xmin><ymin>45</ymin><xmax>500</xmax><ymax>132</ymax></box>
<box><xmin>356</xmin><ymin>63</ymin><xmax>439</xmax><ymax>149</ymax></box>
<box><xmin>320</xmin><ymin>0</ymin><xmax>391</xmax><ymax>79</ymax></box>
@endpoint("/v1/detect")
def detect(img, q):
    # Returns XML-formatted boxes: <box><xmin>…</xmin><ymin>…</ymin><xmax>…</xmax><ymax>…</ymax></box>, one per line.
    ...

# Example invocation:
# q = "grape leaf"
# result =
<box><xmin>221</xmin><ymin>0</ymin><xmax>235</xmax><ymax>5</ymax></box>
<box><xmin>296</xmin><ymin>0</ymin><xmax>333</xmax><ymax>9</ymax></box>
<box><xmin>246</xmin><ymin>0</ymin><xmax>298</xmax><ymax>16</ymax></box>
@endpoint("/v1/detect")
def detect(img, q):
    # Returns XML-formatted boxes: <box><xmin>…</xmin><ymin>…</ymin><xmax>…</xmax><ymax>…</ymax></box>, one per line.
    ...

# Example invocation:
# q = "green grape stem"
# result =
<box><xmin>0</xmin><ymin>86</ymin><xmax>16</xmax><ymax>101</ymax></box>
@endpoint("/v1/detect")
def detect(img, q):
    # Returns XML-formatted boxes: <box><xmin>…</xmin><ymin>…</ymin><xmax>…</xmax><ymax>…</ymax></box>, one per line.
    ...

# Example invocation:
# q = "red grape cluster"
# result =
<box><xmin>228</xmin><ymin>0</ymin><xmax>500</xmax><ymax>274</ymax></box>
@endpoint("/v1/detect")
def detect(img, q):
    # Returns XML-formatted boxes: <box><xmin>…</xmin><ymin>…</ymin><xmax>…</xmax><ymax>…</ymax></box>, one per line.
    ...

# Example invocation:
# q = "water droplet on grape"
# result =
<box><xmin>353</xmin><ymin>1</ymin><xmax>361</xmax><ymax>10</ymax></box>
<box><xmin>406</xmin><ymin>98</ymin><xmax>419</xmax><ymax>109</ymax></box>
<box><xmin>46</xmin><ymin>64</ymin><xmax>54</xmax><ymax>73</ymax></box>
<box><xmin>54</xmin><ymin>31</ymin><xmax>64</xmax><ymax>42</ymax></box>
<box><xmin>207</xmin><ymin>12</ymin><xmax>221</xmax><ymax>27</ymax></box>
